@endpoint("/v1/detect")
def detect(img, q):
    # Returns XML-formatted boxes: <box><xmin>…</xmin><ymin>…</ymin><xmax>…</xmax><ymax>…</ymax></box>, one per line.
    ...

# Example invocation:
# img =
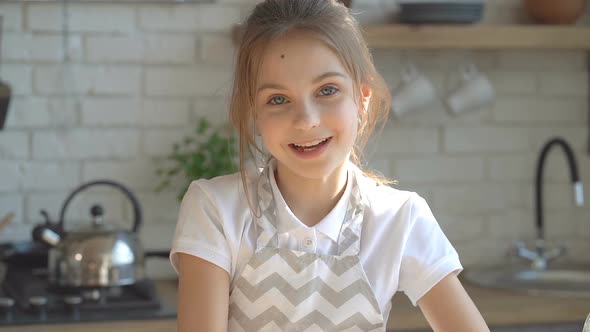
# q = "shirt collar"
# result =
<box><xmin>268</xmin><ymin>159</ymin><xmax>352</xmax><ymax>243</ymax></box>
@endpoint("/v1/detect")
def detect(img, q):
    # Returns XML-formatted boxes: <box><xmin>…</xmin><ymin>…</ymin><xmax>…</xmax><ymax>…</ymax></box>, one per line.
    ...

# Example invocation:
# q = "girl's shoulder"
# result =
<box><xmin>363</xmin><ymin>181</ymin><xmax>417</xmax><ymax>215</ymax></box>
<box><xmin>353</xmin><ymin>168</ymin><xmax>415</xmax><ymax>211</ymax></box>
<box><xmin>356</xmin><ymin>172</ymin><xmax>431</xmax><ymax>227</ymax></box>
<box><xmin>189</xmin><ymin>171</ymin><xmax>241</xmax><ymax>196</ymax></box>
<box><xmin>186</xmin><ymin>162</ymin><xmax>261</xmax><ymax>212</ymax></box>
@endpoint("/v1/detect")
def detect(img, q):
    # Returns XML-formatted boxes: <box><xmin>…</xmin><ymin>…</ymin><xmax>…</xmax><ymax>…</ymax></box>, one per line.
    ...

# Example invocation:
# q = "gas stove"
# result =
<box><xmin>0</xmin><ymin>266</ymin><xmax>176</xmax><ymax>326</ymax></box>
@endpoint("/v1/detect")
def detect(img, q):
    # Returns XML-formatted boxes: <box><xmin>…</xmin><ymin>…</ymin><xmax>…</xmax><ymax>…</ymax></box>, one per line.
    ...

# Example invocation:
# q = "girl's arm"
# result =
<box><xmin>177</xmin><ymin>253</ymin><xmax>230</xmax><ymax>332</ymax></box>
<box><xmin>417</xmin><ymin>273</ymin><xmax>490</xmax><ymax>332</ymax></box>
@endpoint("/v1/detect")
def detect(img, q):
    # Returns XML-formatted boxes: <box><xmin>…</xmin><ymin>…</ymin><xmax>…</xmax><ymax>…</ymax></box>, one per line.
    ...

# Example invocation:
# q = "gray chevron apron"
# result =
<box><xmin>228</xmin><ymin>164</ymin><xmax>385</xmax><ymax>332</ymax></box>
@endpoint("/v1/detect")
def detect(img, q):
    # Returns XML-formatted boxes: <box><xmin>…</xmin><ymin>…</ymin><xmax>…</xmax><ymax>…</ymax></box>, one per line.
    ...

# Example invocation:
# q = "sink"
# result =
<box><xmin>462</xmin><ymin>263</ymin><xmax>590</xmax><ymax>297</ymax></box>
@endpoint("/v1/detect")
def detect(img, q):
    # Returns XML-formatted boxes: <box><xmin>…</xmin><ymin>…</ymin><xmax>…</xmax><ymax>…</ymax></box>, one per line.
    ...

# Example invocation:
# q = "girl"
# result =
<box><xmin>170</xmin><ymin>0</ymin><xmax>490</xmax><ymax>331</ymax></box>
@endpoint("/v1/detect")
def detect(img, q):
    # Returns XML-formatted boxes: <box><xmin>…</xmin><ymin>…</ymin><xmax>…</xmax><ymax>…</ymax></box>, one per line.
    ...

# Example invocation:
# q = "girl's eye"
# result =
<box><xmin>268</xmin><ymin>95</ymin><xmax>288</xmax><ymax>105</ymax></box>
<box><xmin>319</xmin><ymin>86</ymin><xmax>338</xmax><ymax>96</ymax></box>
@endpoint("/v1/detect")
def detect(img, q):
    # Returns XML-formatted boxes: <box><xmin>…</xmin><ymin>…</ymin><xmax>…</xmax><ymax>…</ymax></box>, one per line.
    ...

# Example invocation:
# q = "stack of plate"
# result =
<box><xmin>398</xmin><ymin>1</ymin><xmax>485</xmax><ymax>24</ymax></box>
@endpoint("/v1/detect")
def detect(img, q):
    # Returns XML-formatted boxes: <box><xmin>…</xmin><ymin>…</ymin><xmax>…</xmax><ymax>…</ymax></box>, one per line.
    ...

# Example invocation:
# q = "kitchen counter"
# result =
<box><xmin>388</xmin><ymin>280</ymin><xmax>589</xmax><ymax>331</ymax></box>
<box><xmin>0</xmin><ymin>279</ymin><xmax>588</xmax><ymax>331</ymax></box>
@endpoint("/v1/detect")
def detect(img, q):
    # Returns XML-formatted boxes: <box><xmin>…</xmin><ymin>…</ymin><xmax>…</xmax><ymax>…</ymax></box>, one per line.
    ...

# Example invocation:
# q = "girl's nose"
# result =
<box><xmin>293</xmin><ymin>102</ymin><xmax>320</xmax><ymax>130</ymax></box>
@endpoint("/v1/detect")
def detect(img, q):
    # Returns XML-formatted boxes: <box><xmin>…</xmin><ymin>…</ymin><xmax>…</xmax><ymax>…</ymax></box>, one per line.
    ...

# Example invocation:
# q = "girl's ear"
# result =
<box><xmin>359</xmin><ymin>85</ymin><xmax>372</xmax><ymax>114</ymax></box>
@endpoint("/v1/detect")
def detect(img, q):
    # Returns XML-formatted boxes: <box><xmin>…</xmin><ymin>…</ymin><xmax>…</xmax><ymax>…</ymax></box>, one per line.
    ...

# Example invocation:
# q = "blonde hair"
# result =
<box><xmin>229</xmin><ymin>0</ymin><xmax>394</xmax><ymax>213</ymax></box>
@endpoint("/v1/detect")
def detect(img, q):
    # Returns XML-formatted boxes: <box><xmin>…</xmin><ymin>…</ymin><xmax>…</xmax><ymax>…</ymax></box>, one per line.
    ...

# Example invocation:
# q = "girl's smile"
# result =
<box><xmin>288</xmin><ymin>136</ymin><xmax>333</xmax><ymax>159</ymax></box>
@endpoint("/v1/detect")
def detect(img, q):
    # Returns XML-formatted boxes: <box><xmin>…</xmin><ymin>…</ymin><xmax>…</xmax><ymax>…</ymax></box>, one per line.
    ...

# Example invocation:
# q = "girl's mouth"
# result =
<box><xmin>289</xmin><ymin>137</ymin><xmax>332</xmax><ymax>152</ymax></box>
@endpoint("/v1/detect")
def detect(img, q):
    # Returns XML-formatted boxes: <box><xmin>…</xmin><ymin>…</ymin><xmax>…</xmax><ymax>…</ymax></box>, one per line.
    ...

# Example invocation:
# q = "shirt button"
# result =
<box><xmin>303</xmin><ymin>237</ymin><xmax>314</xmax><ymax>249</ymax></box>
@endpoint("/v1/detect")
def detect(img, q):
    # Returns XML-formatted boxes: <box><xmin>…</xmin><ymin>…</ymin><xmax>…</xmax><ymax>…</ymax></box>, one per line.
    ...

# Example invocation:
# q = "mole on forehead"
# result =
<box><xmin>280</xmin><ymin>54</ymin><xmax>285</xmax><ymax>59</ymax></box>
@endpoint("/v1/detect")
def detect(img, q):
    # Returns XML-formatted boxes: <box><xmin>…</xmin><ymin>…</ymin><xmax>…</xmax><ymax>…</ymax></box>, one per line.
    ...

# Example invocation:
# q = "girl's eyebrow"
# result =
<box><xmin>256</xmin><ymin>71</ymin><xmax>348</xmax><ymax>93</ymax></box>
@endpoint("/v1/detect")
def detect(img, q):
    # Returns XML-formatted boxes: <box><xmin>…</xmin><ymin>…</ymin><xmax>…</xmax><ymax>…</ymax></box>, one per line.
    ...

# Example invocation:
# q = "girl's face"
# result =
<box><xmin>254</xmin><ymin>31</ymin><xmax>370</xmax><ymax>181</ymax></box>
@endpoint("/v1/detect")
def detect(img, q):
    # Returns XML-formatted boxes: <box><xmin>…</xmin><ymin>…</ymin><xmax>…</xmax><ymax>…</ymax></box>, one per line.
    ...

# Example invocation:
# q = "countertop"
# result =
<box><xmin>0</xmin><ymin>279</ymin><xmax>588</xmax><ymax>332</ymax></box>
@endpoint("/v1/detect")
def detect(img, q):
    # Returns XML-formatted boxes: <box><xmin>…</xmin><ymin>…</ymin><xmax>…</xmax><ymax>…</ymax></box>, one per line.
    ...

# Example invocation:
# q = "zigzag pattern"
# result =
<box><xmin>233</xmin><ymin>272</ymin><xmax>381</xmax><ymax>313</ymax></box>
<box><xmin>241</xmin><ymin>254</ymin><xmax>365</xmax><ymax>289</ymax></box>
<box><xmin>339</xmin><ymin>226</ymin><xmax>359</xmax><ymax>255</ymax></box>
<box><xmin>232</xmin><ymin>286</ymin><xmax>381</xmax><ymax>325</ymax></box>
<box><xmin>229</xmin><ymin>304</ymin><xmax>383</xmax><ymax>332</ymax></box>
<box><xmin>248</xmin><ymin>248</ymin><xmax>358</xmax><ymax>275</ymax></box>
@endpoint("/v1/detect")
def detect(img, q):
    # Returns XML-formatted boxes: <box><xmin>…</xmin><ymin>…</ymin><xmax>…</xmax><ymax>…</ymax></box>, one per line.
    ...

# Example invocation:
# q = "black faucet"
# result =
<box><xmin>515</xmin><ymin>137</ymin><xmax>585</xmax><ymax>269</ymax></box>
<box><xmin>535</xmin><ymin>137</ymin><xmax>584</xmax><ymax>242</ymax></box>
<box><xmin>515</xmin><ymin>137</ymin><xmax>584</xmax><ymax>270</ymax></box>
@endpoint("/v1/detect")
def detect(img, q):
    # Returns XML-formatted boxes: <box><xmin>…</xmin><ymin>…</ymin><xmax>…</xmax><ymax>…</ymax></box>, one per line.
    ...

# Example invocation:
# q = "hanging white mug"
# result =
<box><xmin>446</xmin><ymin>63</ymin><xmax>495</xmax><ymax>115</ymax></box>
<box><xmin>391</xmin><ymin>63</ymin><xmax>438</xmax><ymax>117</ymax></box>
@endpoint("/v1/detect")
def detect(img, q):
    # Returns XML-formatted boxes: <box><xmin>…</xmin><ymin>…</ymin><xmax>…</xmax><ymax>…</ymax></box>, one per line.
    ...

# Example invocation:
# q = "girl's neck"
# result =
<box><xmin>274</xmin><ymin>162</ymin><xmax>349</xmax><ymax>228</ymax></box>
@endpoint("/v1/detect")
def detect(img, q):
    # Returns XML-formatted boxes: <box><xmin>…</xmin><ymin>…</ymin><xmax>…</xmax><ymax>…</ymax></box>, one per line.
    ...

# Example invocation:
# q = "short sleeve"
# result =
<box><xmin>397</xmin><ymin>193</ymin><xmax>463</xmax><ymax>306</ymax></box>
<box><xmin>169</xmin><ymin>180</ymin><xmax>232</xmax><ymax>275</ymax></box>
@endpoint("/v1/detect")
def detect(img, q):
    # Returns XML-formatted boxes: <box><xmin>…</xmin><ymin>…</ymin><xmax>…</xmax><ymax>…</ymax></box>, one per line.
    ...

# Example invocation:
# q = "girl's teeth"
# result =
<box><xmin>293</xmin><ymin>138</ymin><xmax>327</xmax><ymax>148</ymax></box>
<box><xmin>291</xmin><ymin>137</ymin><xmax>329</xmax><ymax>152</ymax></box>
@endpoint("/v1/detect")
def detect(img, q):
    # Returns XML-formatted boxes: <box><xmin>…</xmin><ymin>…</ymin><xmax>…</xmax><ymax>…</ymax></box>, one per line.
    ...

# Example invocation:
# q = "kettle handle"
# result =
<box><xmin>57</xmin><ymin>180</ymin><xmax>142</xmax><ymax>233</ymax></box>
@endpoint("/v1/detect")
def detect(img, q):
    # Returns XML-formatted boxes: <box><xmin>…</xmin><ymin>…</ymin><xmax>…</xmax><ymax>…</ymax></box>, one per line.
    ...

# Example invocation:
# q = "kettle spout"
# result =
<box><xmin>32</xmin><ymin>224</ymin><xmax>62</xmax><ymax>247</ymax></box>
<box><xmin>40</xmin><ymin>228</ymin><xmax>61</xmax><ymax>246</ymax></box>
<box><xmin>32</xmin><ymin>209</ymin><xmax>63</xmax><ymax>247</ymax></box>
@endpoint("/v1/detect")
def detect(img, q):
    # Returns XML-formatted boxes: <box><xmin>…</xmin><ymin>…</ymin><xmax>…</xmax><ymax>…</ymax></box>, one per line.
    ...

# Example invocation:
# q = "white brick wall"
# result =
<box><xmin>21</xmin><ymin>162</ymin><xmax>81</xmax><ymax>190</ymax></box>
<box><xmin>2</xmin><ymin>65</ymin><xmax>33</xmax><ymax>95</ymax></box>
<box><xmin>0</xmin><ymin>194</ymin><xmax>23</xmax><ymax>225</ymax></box>
<box><xmin>1</xmin><ymin>0</ymin><xmax>589</xmax><ymax>280</ymax></box>
<box><xmin>444</xmin><ymin>127</ymin><xmax>531</xmax><ymax>153</ymax></box>
<box><xmin>393</xmin><ymin>156</ymin><xmax>485</xmax><ymax>183</ymax></box>
<box><xmin>86</xmin><ymin>34</ymin><xmax>197</xmax><ymax>64</ymax></box>
<box><xmin>0</xmin><ymin>4</ymin><xmax>23</xmax><ymax>32</ymax></box>
<box><xmin>3</xmin><ymin>34</ymin><xmax>82</xmax><ymax>62</ymax></box>
<box><xmin>28</xmin><ymin>4</ymin><xmax>136</xmax><ymax>33</ymax></box>
<box><xmin>0</xmin><ymin>162</ymin><xmax>21</xmax><ymax>192</ymax></box>
<box><xmin>493</xmin><ymin>97</ymin><xmax>587</xmax><ymax>123</ymax></box>
<box><xmin>145</xmin><ymin>66</ymin><xmax>233</xmax><ymax>96</ymax></box>
<box><xmin>141</xmin><ymin>128</ymin><xmax>193</xmax><ymax>157</ymax></box>
<box><xmin>6</xmin><ymin>97</ymin><xmax>78</xmax><ymax>128</ymax></box>
<box><xmin>32</xmin><ymin>129</ymin><xmax>140</xmax><ymax>159</ymax></box>
<box><xmin>497</xmin><ymin>50</ymin><xmax>587</xmax><ymax>70</ymax></box>
<box><xmin>34</xmin><ymin>65</ymin><xmax>142</xmax><ymax>95</ymax></box>
<box><xmin>142</xmin><ymin>99</ymin><xmax>192</xmax><ymax>126</ymax></box>
<box><xmin>0</xmin><ymin>131</ymin><xmax>29</xmax><ymax>159</ymax></box>
<box><xmin>200</xmin><ymin>33</ymin><xmax>235</xmax><ymax>65</ymax></box>
<box><xmin>537</xmin><ymin>71</ymin><xmax>589</xmax><ymax>96</ymax></box>
<box><xmin>193</xmin><ymin>97</ymin><xmax>231</xmax><ymax>123</ymax></box>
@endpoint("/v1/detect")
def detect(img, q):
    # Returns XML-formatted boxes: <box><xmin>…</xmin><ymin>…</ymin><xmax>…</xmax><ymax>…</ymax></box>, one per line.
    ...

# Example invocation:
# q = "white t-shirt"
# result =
<box><xmin>170</xmin><ymin>161</ymin><xmax>462</xmax><ymax>322</ymax></box>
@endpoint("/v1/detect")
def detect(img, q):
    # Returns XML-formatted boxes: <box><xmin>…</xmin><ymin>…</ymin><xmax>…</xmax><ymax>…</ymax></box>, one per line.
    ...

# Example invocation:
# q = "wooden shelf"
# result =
<box><xmin>233</xmin><ymin>24</ymin><xmax>590</xmax><ymax>50</ymax></box>
<box><xmin>363</xmin><ymin>24</ymin><xmax>590</xmax><ymax>49</ymax></box>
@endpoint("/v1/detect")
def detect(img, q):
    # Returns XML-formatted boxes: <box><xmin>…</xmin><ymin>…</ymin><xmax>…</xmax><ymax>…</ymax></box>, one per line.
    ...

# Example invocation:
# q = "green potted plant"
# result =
<box><xmin>156</xmin><ymin>117</ymin><xmax>238</xmax><ymax>201</ymax></box>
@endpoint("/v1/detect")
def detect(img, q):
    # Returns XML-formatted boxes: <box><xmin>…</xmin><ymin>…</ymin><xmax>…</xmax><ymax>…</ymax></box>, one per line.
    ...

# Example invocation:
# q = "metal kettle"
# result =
<box><xmin>33</xmin><ymin>180</ymin><xmax>146</xmax><ymax>288</ymax></box>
